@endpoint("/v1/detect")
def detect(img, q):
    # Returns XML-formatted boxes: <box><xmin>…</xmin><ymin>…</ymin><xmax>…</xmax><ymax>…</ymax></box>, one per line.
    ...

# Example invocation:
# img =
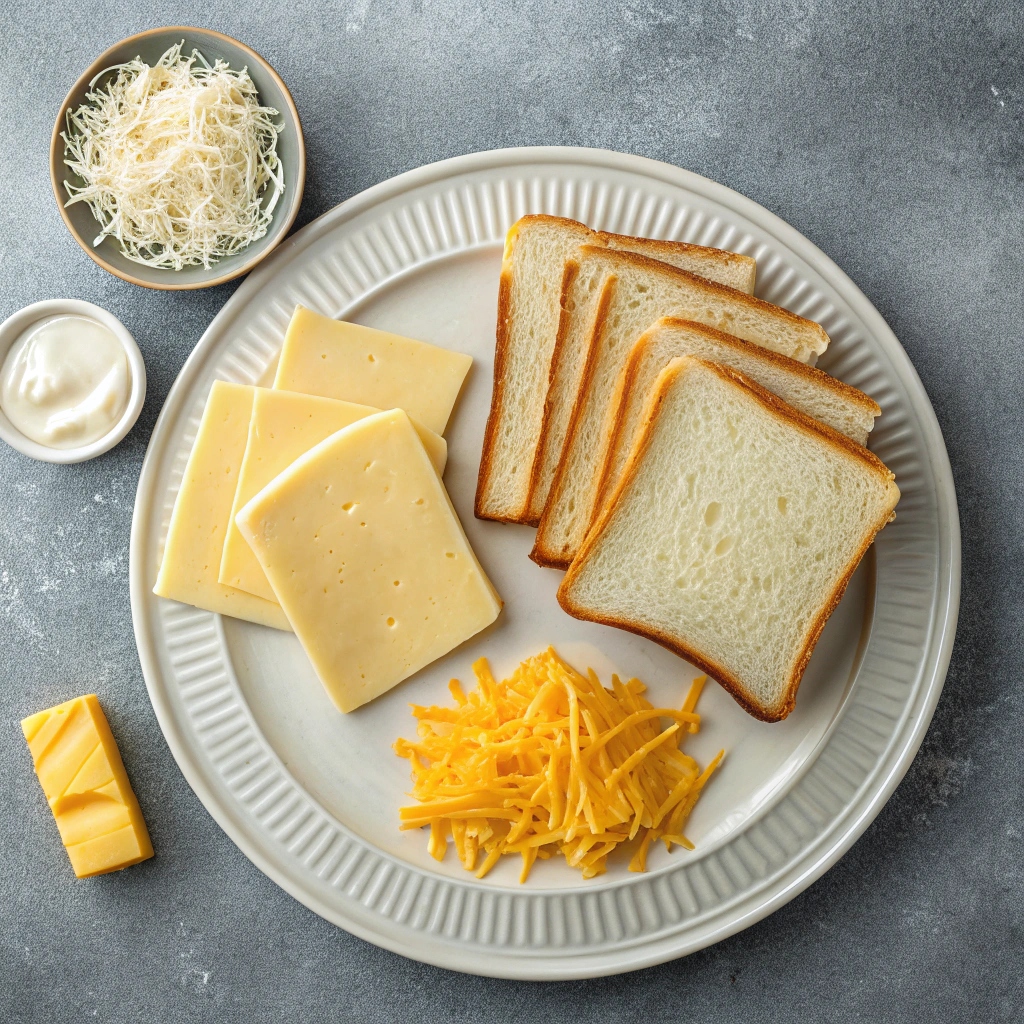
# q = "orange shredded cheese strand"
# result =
<box><xmin>394</xmin><ymin>649</ymin><xmax>724</xmax><ymax>881</ymax></box>
<box><xmin>682</xmin><ymin>675</ymin><xmax>707</xmax><ymax>713</ymax></box>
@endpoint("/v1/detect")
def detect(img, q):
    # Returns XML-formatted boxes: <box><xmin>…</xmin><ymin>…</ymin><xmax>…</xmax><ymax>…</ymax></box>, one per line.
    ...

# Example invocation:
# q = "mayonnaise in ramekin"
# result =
<box><xmin>0</xmin><ymin>314</ymin><xmax>131</xmax><ymax>449</ymax></box>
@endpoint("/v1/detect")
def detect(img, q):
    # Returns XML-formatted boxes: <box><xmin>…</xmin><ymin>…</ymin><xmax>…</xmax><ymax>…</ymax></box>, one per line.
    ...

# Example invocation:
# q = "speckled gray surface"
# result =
<box><xmin>0</xmin><ymin>1</ymin><xmax>1021</xmax><ymax>1020</ymax></box>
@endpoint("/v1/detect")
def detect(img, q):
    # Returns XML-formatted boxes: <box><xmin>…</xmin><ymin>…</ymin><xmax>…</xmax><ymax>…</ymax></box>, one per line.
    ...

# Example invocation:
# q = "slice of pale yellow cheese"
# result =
<box><xmin>273</xmin><ymin>306</ymin><xmax>473</xmax><ymax>435</ymax></box>
<box><xmin>235</xmin><ymin>409</ymin><xmax>502</xmax><ymax>713</ymax></box>
<box><xmin>153</xmin><ymin>381</ymin><xmax>291</xmax><ymax>630</ymax></box>
<box><xmin>219</xmin><ymin>388</ymin><xmax>448</xmax><ymax>603</ymax></box>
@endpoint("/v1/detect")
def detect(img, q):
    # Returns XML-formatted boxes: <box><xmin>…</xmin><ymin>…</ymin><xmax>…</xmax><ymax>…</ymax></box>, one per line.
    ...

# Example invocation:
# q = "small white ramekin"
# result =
<box><xmin>0</xmin><ymin>299</ymin><xmax>146</xmax><ymax>464</ymax></box>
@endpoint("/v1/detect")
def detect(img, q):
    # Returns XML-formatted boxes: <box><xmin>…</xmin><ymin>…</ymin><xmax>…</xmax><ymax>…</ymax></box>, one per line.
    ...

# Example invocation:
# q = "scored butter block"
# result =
<box><xmin>236</xmin><ymin>409</ymin><xmax>502</xmax><ymax>713</ymax></box>
<box><xmin>273</xmin><ymin>306</ymin><xmax>473</xmax><ymax>436</ymax></box>
<box><xmin>21</xmin><ymin>695</ymin><xmax>153</xmax><ymax>878</ymax></box>
<box><xmin>219</xmin><ymin>388</ymin><xmax>448</xmax><ymax>604</ymax></box>
<box><xmin>153</xmin><ymin>381</ymin><xmax>291</xmax><ymax>630</ymax></box>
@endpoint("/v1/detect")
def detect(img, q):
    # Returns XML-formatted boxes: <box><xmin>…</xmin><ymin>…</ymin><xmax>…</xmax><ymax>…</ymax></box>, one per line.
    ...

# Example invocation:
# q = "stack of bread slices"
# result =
<box><xmin>476</xmin><ymin>215</ymin><xmax>899</xmax><ymax>722</ymax></box>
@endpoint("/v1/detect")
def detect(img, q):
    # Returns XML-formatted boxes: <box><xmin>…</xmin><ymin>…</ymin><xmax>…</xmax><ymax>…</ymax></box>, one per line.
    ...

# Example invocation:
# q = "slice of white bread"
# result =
<box><xmin>475</xmin><ymin>214</ymin><xmax>756</xmax><ymax>524</ymax></box>
<box><xmin>524</xmin><ymin>239</ymin><xmax>756</xmax><ymax>525</ymax></box>
<box><xmin>558</xmin><ymin>357</ymin><xmax>900</xmax><ymax>722</ymax></box>
<box><xmin>531</xmin><ymin>247</ymin><xmax>831</xmax><ymax>568</ymax></box>
<box><xmin>596</xmin><ymin>317</ymin><xmax>881</xmax><ymax>515</ymax></box>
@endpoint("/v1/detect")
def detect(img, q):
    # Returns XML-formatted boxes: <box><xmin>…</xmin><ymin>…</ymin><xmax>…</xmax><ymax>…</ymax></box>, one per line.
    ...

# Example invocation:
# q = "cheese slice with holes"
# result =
<box><xmin>235</xmin><ymin>409</ymin><xmax>502</xmax><ymax>712</ymax></box>
<box><xmin>219</xmin><ymin>388</ymin><xmax>448</xmax><ymax>603</ymax></box>
<box><xmin>273</xmin><ymin>306</ymin><xmax>473</xmax><ymax>435</ymax></box>
<box><xmin>22</xmin><ymin>695</ymin><xmax>153</xmax><ymax>878</ymax></box>
<box><xmin>153</xmin><ymin>381</ymin><xmax>291</xmax><ymax>630</ymax></box>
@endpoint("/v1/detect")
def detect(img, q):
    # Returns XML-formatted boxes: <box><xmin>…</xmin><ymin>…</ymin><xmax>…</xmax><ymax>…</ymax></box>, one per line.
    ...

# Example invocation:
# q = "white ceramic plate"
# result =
<box><xmin>130</xmin><ymin>147</ymin><xmax>959</xmax><ymax>979</ymax></box>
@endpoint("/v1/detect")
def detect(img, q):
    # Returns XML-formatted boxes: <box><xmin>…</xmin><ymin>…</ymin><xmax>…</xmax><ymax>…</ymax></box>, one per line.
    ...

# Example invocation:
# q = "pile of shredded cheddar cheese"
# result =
<box><xmin>61</xmin><ymin>42</ymin><xmax>284</xmax><ymax>270</ymax></box>
<box><xmin>394</xmin><ymin>648</ymin><xmax>723</xmax><ymax>882</ymax></box>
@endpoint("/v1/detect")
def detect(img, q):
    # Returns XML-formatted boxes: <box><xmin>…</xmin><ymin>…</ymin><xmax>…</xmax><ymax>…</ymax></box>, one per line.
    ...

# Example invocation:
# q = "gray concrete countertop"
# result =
<box><xmin>1</xmin><ymin>2</ymin><xmax>1020</xmax><ymax>1021</ymax></box>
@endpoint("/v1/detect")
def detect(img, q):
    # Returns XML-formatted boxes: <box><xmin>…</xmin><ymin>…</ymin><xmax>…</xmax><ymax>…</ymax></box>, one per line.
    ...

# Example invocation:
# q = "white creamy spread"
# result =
<box><xmin>0</xmin><ymin>315</ymin><xmax>130</xmax><ymax>449</ymax></box>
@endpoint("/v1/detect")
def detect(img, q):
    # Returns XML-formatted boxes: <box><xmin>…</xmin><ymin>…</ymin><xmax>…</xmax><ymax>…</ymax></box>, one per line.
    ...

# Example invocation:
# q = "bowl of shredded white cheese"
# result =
<box><xmin>50</xmin><ymin>27</ymin><xmax>305</xmax><ymax>290</ymax></box>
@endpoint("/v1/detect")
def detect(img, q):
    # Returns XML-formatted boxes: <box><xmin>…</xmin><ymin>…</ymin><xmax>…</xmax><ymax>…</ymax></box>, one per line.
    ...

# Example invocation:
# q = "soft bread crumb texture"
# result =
<box><xmin>478</xmin><ymin>215</ymin><xmax>757</xmax><ymax>524</ymax></box>
<box><xmin>600</xmin><ymin>319</ymin><xmax>880</xmax><ymax>510</ymax></box>
<box><xmin>480</xmin><ymin>218</ymin><xmax>592</xmax><ymax>520</ymax></box>
<box><xmin>534</xmin><ymin>249</ymin><xmax>830</xmax><ymax>566</ymax></box>
<box><xmin>560</xmin><ymin>358</ymin><xmax>898</xmax><ymax>720</ymax></box>
<box><xmin>528</xmin><ymin>238</ymin><xmax>755</xmax><ymax>522</ymax></box>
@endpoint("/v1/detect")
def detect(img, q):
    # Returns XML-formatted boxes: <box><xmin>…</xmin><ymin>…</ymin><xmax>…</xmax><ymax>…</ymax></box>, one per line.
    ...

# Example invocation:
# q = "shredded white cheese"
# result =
<box><xmin>62</xmin><ymin>43</ymin><xmax>285</xmax><ymax>271</ymax></box>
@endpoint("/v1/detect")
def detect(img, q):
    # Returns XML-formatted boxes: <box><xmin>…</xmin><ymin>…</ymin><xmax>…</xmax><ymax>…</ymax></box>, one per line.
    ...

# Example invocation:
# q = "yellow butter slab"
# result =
<box><xmin>273</xmin><ymin>306</ymin><xmax>473</xmax><ymax>435</ymax></box>
<box><xmin>236</xmin><ymin>409</ymin><xmax>502</xmax><ymax>713</ymax></box>
<box><xmin>153</xmin><ymin>381</ymin><xmax>291</xmax><ymax>630</ymax></box>
<box><xmin>67</xmin><ymin>825</ymin><xmax>151</xmax><ymax>879</ymax></box>
<box><xmin>21</xmin><ymin>695</ymin><xmax>153</xmax><ymax>878</ymax></box>
<box><xmin>219</xmin><ymin>389</ymin><xmax>448</xmax><ymax>603</ymax></box>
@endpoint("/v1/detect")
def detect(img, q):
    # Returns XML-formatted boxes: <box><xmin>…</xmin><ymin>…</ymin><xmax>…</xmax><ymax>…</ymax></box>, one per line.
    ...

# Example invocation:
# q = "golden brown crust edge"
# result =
<box><xmin>477</xmin><ymin>215</ymin><xmax>601</xmax><ymax>524</ymax></box>
<box><xmin>556</xmin><ymin>591</ymin><xmax>795</xmax><ymax>722</ymax></box>
<box><xmin>478</xmin><ymin>216</ymin><xmax>764</xmax><ymax>525</ymax></box>
<box><xmin>533</xmin><ymin>245</ymin><xmax>832</xmax><ymax>557</ymax></box>
<box><xmin>530</xmin><ymin>274</ymin><xmax>619</xmax><ymax>569</ymax></box>
<box><xmin>523</xmin><ymin>228</ymin><xmax>750</xmax><ymax>526</ymax></box>
<box><xmin>777</xmin><ymin>504</ymin><xmax>893</xmax><ymax>718</ymax></box>
<box><xmin>475</xmin><ymin>255</ymin><xmax>518</xmax><ymax>522</ymax></box>
<box><xmin>576</xmin><ymin>245</ymin><xmax>830</xmax><ymax>356</ymax></box>
<box><xmin>594</xmin><ymin>316</ymin><xmax>884</xmax><ymax>529</ymax></box>
<box><xmin>591</xmin><ymin>329</ymin><xmax>649</xmax><ymax>518</ymax></box>
<box><xmin>525</xmin><ymin>240</ymin><xmax>735</xmax><ymax>527</ymax></box>
<box><xmin>651</xmin><ymin>317</ymin><xmax>880</xmax><ymax>416</ymax></box>
<box><xmin>707</xmin><ymin>358</ymin><xmax>898</xmax><ymax>480</ymax></box>
<box><xmin>590</xmin><ymin>317</ymin><xmax>882</xmax><ymax>521</ymax></box>
<box><xmin>523</xmin><ymin>258</ymin><xmax>582</xmax><ymax>527</ymax></box>
<box><xmin>475</xmin><ymin>216</ymin><xmax>590</xmax><ymax>523</ymax></box>
<box><xmin>599</xmin><ymin>232</ymin><xmax>757</xmax><ymax>292</ymax></box>
<box><xmin>558</xmin><ymin>357</ymin><xmax>899</xmax><ymax>721</ymax></box>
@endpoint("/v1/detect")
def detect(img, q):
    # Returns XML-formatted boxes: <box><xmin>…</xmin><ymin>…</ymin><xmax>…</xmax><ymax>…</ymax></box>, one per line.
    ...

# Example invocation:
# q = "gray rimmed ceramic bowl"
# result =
<box><xmin>49</xmin><ymin>26</ymin><xmax>305</xmax><ymax>291</ymax></box>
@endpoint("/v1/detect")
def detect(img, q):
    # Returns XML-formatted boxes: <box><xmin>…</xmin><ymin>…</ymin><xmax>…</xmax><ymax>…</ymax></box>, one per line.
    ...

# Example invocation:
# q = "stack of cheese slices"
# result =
<box><xmin>476</xmin><ymin>215</ymin><xmax>899</xmax><ymax>722</ymax></box>
<box><xmin>154</xmin><ymin>306</ymin><xmax>501</xmax><ymax>713</ymax></box>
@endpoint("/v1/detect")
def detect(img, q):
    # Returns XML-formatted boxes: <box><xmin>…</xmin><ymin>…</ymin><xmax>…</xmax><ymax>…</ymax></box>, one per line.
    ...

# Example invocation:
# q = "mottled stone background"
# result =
<box><xmin>0</xmin><ymin>1</ymin><xmax>1020</xmax><ymax>1020</ymax></box>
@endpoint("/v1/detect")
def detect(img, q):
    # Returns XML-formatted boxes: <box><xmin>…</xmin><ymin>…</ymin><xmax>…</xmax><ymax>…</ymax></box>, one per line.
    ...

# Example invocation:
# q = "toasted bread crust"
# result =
<box><xmin>599</xmin><ymin>232</ymin><xmax>757</xmax><ymax>292</ymax></box>
<box><xmin>476</xmin><ymin>216</ymin><xmax>598</xmax><ymax>523</ymax></box>
<box><xmin>556</xmin><ymin>362</ymin><xmax>781</xmax><ymax>719</ymax></box>
<box><xmin>593</xmin><ymin>329</ymin><xmax>658</xmax><ymax>516</ymax></box>
<box><xmin>476</xmin><ymin>215</ymin><xmax>594</xmax><ymax>522</ymax></box>
<box><xmin>652</xmin><ymin>318</ymin><xmax>878</xmax><ymax>412</ymax></box>
<box><xmin>576</xmin><ymin>246</ymin><xmax>830</xmax><ymax>353</ymax></box>
<box><xmin>707</xmin><ymin>359</ymin><xmax>895</xmax><ymax>477</ymax></box>
<box><xmin>530</xmin><ymin>274</ymin><xmax>619</xmax><ymax>569</ymax></box>
<box><xmin>523</xmin><ymin>235</ymin><xmax>755</xmax><ymax>526</ymax></box>
<box><xmin>522</xmin><ymin>257</ymin><xmax>582</xmax><ymax>527</ymax></box>
<box><xmin>558</xmin><ymin>356</ymin><xmax>899</xmax><ymax>721</ymax></box>
<box><xmin>474</xmin><ymin>248</ymin><xmax>518</xmax><ymax>522</ymax></box>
